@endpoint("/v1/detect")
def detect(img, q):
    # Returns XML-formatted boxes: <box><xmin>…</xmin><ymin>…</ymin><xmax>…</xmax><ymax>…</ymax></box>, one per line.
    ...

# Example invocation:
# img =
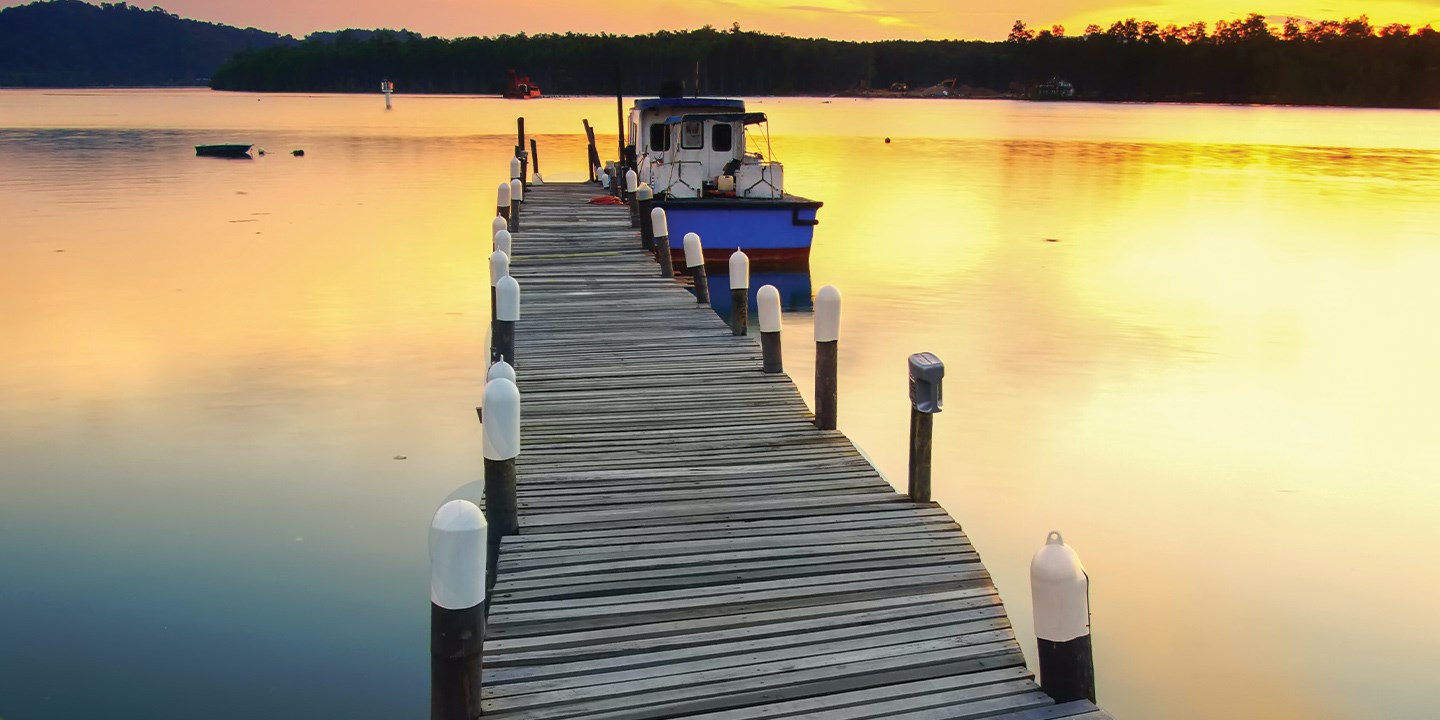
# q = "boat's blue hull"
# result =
<box><xmin>657</xmin><ymin>196</ymin><xmax>821</xmax><ymax>264</ymax></box>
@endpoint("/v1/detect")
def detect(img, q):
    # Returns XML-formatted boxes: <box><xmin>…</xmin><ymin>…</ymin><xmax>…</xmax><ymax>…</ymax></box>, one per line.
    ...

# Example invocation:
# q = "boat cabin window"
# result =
<box><xmin>681</xmin><ymin>121</ymin><xmax>704</xmax><ymax>149</ymax></box>
<box><xmin>712</xmin><ymin>123</ymin><xmax>733</xmax><ymax>152</ymax></box>
<box><xmin>649</xmin><ymin>123</ymin><xmax>670</xmax><ymax>152</ymax></box>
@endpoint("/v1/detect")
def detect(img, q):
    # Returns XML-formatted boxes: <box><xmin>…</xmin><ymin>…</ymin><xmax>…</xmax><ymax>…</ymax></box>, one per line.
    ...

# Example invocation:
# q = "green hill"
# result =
<box><xmin>0</xmin><ymin>0</ymin><xmax>295</xmax><ymax>86</ymax></box>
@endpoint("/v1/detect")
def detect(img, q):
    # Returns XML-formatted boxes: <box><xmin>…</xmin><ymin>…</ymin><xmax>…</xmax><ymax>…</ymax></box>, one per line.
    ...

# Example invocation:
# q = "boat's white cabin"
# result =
<box><xmin>629</xmin><ymin>98</ymin><xmax>784</xmax><ymax>200</ymax></box>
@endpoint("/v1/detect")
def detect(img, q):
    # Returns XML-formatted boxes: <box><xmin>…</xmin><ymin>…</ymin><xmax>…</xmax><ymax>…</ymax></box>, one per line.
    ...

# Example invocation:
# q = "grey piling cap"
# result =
<box><xmin>908</xmin><ymin>352</ymin><xmax>944</xmax><ymax>413</ymax></box>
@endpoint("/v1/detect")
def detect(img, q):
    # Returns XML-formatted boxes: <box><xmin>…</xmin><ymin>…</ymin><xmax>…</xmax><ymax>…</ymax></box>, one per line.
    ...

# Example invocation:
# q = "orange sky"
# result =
<box><xmin>14</xmin><ymin>0</ymin><xmax>1440</xmax><ymax>40</ymax></box>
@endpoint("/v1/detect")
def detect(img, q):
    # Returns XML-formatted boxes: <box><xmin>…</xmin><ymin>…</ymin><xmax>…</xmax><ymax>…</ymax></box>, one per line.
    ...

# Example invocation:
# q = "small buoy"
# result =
<box><xmin>292</xmin><ymin>149</ymin><xmax>305</xmax><ymax>157</ymax></box>
<box><xmin>257</xmin><ymin>149</ymin><xmax>265</xmax><ymax>156</ymax></box>
<box><xmin>1044</xmin><ymin>238</ymin><xmax>1059</xmax><ymax>243</ymax></box>
<box><xmin>884</xmin><ymin>137</ymin><xmax>891</xmax><ymax>144</ymax></box>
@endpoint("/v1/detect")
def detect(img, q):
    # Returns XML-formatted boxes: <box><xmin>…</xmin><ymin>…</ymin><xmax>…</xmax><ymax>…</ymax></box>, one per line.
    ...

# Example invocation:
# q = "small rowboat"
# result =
<box><xmin>195</xmin><ymin>144</ymin><xmax>253</xmax><ymax>158</ymax></box>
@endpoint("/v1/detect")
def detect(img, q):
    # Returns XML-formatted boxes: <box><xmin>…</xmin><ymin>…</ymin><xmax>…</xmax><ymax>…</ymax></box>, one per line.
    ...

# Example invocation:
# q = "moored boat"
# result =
<box><xmin>627</xmin><ymin>97</ymin><xmax>820</xmax><ymax>265</ymax></box>
<box><xmin>195</xmin><ymin>143</ymin><xmax>253</xmax><ymax>159</ymax></box>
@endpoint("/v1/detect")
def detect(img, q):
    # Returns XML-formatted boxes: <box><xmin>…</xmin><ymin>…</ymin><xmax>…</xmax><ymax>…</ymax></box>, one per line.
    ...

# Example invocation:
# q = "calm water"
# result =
<box><xmin>3</xmin><ymin>89</ymin><xmax>1439</xmax><ymax>719</ymax></box>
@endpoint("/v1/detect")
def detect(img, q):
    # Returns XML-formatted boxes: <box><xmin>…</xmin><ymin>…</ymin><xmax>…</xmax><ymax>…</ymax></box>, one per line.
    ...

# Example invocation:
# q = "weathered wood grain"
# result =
<box><xmin>479</xmin><ymin>182</ymin><xmax>1110</xmax><ymax>720</ymax></box>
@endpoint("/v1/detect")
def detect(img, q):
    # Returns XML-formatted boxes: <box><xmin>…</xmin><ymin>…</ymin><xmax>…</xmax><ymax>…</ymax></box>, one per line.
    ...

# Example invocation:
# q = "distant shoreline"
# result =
<box><xmin>3</xmin><ymin>85</ymin><xmax>1435</xmax><ymax>113</ymax></box>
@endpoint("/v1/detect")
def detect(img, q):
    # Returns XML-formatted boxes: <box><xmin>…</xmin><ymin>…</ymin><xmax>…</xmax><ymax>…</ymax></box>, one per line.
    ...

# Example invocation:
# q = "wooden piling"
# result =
<box><xmin>1032</xmin><ymin>532</ymin><xmax>1097</xmax><ymax>704</ymax></box>
<box><xmin>651</xmin><ymin>207</ymin><xmax>673</xmax><ymax>277</ymax></box>
<box><xmin>758</xmin><ymin>284</ymin><xmax>783</xmax><ymax>373</ymax></box>
<box><xmin>492</xmin><ymin>275</ymin><xmax>519</xmax><ymax>366</ymax></box>
<box><xmin>814</xmin><ymin>285</ymin><xmax>841</xmax><ymax>430</ymax></box>
<box><xmin>637</xmin><ymin>184</ymin><xmax>654</xmax><ymax>250</ymax></box>
<box><xmin>488</xmin><ymin>250</ymin><xmax>509</xmax><ymax>323</ymax></box>
<box><xmin>529</xmin><ymin>138</ymin><xmax>542</xmax><ymax>184</ymax></box>
<box><xmin>906</xmin><ymin>352</ymin><xmax>944</xmax><ymax>503</ymax></box>
<box><xmin>729</xmin><ymin>249</ymin><xmax>750</xmax><ymax>336</ymax></box>
<box><xmin>582</xmin><ymin>120</ymin><xmax>599</xmax><ymax>182</ymax></box>
<box><xmin>429</xmin><ymin>499</ymin><xmax>486</xmax><ymax>720</ymax></box>
<box><xmin>516</xmin><ymin>117</ymin><xmax>527</xmax><ymax>183</ymax></box>
<box><xmin>682</xmin><ymin>233</ymin><xmax>709</xmax><ymax>304</ymax></box>
<box><xmin>509</xmin><ymin>179</ymin><xmax>523</xmax><ymax>232</ymax></box>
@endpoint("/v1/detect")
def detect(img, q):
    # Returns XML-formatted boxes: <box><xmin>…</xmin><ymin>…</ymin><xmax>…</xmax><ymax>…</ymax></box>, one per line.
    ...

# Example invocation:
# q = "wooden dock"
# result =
<box><xmin>479</xmin><ymin>182</ymin><xmax>1111</xmax><ymax>720</ymax></box>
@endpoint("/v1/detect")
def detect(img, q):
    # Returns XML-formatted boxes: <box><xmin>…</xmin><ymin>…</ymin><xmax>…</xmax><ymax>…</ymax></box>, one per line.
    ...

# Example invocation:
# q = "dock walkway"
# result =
<box><xmin>480</xmin><ymin>182</ymin><xmax>1111</xmax><ymax>720</ymax></box>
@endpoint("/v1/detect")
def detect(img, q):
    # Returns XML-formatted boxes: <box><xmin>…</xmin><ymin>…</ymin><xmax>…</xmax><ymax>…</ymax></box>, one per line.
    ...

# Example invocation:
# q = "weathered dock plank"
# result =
<box><xmin>482</xmin><ymin>182</ymin><xmax>1109</xmax><ymax>720</ymax></box>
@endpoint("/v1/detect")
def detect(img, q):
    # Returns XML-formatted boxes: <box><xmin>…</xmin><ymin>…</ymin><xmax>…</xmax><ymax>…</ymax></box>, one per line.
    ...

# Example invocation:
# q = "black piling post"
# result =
<box><xmin>509</xmin><ymin>179</ymin><xmax>522</xmax><ymax>232</ymax></box>
<box><xmin>429</xmin><ymin>500</ymin><xmax>487</xmax><ymax>720</ymax></box>
<box><xmin>729</xmin><ymin>249</ymin><xmax>749</xmax><ymax>336</ymax></box>
<box><xmin>492</xmin><ymin>275</ymin><xmax>519</xmax><ymax>367</ymax></box>
<box><xmin>682</xmin><ymin>233</ymin><xmax>710</xmax><ymax>304</ymax></box>
<box><xmin>652</xmin><ymin>207</ymin><xmax>673</xmax><ymax>277</ymax></box>
<box><xmin>814</xmin><ymin>285</ymin><xmax>841</xmax><ymax>430</ymax></box>
<box><xmin>906</xmin><ymin>352</ymin><xmax>944</xmax><ymax>502</ymax></box>
<box><xmin>1032</xmin><ymin>532</ymin><xmax>1097</xmax><ymax>704</ymax></box>
<box><xmin>757</xmin><ymin>284</ymin><xmax>783</xmax><ymax>373</ymax></box>
<box><xmin>638</xmin><ymin>185</ymin><xmax>654</xmax><ymax>250</ymax></box>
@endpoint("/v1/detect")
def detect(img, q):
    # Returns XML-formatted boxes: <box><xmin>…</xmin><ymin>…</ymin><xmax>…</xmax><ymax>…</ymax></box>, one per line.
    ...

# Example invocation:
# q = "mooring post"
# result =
<box><xmin>509</xmin><ymin>178</ymin><xmax>523</xmax><ymax>232</ymax></box>
<box><xmin>1031</xmin><ymin>532</ymin><xmax>1096</xmax><ymax>704</ymax></box>
<box><xmin>729</xmin><ymin>249</ymin><xmax>750</xmax><ymax>336</ymax></box>
<box><xmin>906</xmin><ymin>352</ymin><xmax>944</xmax><ymax>502</ymax></box>
<box><xmin>490</xmin><ymin>215</ymin><xmax>506</xmax><ymax>248</ymax></box>
<box><xmin>429</xmin><ymin>499</ymin><xmax>486</xmax><ymax>720</ymax></box>
<box><xmin>482</xmin><ymin>377</ymin><xmax>521</xmax><ymax>586</ymax></box>
<box><xmin>510</xmin><ymin>156</ymin><xmax>521</xmax><ymax>186</ymax></box>
<box><xmin>488</xmin><ymin>250</ymin><xmax>509</xmax><ymax>322</ymax></box>
<box><xmin>758</xmin><ymin>284</ymin><xmax>782</xmax><ymax>373</ymax></box>
<box><xmin>492</xmin><ymin>276</ymin><xmax>519</xmax><ymax>367</ymax></box>
<box><xmin>515</xmin><ymin>117</ymin><xmax>527</xmax><ymax>183</ymax></box>
<box><xmin>476</xmin><ymin>360</ymin><xmax>515</xmax><ymax>423</ymax></box>
<box><xmin>494</xmin><ymin>228</ymin><xmax>512</xmax><ymax>258</ymax></box>
<box><xmin>598</xmin><ymin>168</ymin><xmax>610</xmax><ymax>190</ymax></box>
<box><xmin>529</xmin><ymin>138</ymin><xmax>543</xmax><ymax>185</ymax></box>
<box><xmin>496</xmin><ymin>182</ymin><xmax>511</xmax><ymax>225</ymax></box>
<box><xmin>637</xmin><ymin>184</ymin><xmax>654</xmax><ymax>250</ymax></box>
<box><xmin>625</xmin><ymin>169</ymin><xmax>639</xmax><ymax>228</ymax></box>
<box><xmin>651</xmin><ymin>208</ymin><xmax>673</xmax><ymax>277</ymax></box>
<box><xmin>682</xmin><ymin>233</ymin><xmax>709</xmax><ymax>304</ymax></box>
<box><xmin>814</xmin><ymin>285</ymin><xmax>841</xmax><ymax>430</ymax></box>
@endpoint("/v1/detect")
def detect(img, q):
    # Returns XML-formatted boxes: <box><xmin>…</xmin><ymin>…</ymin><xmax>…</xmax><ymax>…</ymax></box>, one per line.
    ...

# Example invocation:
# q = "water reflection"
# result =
<box><xmin>700</xmin><ymin>267</ymin><xmax>814</xmax><ymax>317</ymax></box>
<box><xmin>3</xmin><ymin>90</ymin><xmax>1440</xmax><ymax>720</ymax></box>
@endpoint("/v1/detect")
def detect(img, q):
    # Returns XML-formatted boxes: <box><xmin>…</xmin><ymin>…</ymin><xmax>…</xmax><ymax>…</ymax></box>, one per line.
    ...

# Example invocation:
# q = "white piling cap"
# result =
<box><xmin>729</xmin><ymin>249</ymin><xmax>750</xmax><ymax>290</ymax></box>
<box><xmin>1030</xmin><ymin>531</ymin><xmax>1090</xmax><ymax>642</ymax></box>
<box><xmin>625</xmin><ymin>169</ymin><xmax>638</xmax><ymax>192</ymax></box>
<box><xmin>637</xmin><ymin>183</ymin><xmax>653</xmax><ymax>201</ymax></box>
<box><xmin>532</xmin><ymin>173</ymin><xmax>544</xmax><ymax>186</ymax></box>
<box><xmin>496</xmin><ymin>275</ymin><xmax>520</xmax><ymax>322</ymax></box>
<box><xmin>650</xmin><ymin>207</ymin><xmax>668</xmax><ymax>237</ymax></box>
<box><xmin>494</xmin><ymin>228</ymin><xmax>513</xmax><ymax>256</ymax></box>
<box><xmin>598</xmin><ymin>171</ymin><xmax>610</xmax><ymax>189</ymax></box>
<box><xmin>683</xmin><ymin>233</ymin><xmax>704</xmax><ymax>268</ymax></box>
<box><xmin>757</xmin><ymin>285</ymin><xmax>782</xmax><ymax>333</ymax></box>
<box><xmin>509</xmin><ymin>156</ymin><xmax>521</xmax><ymax>180</ymax></box>
<box><xmin>429</xmin><ymin>499</ymin><xmax>487</xmax><ymax>609</ymax></box>
<box><xmin>497</xmin><ymin>182</ymin><xmax>511</xmax><ymax>207</ymax></box>
<box><xmin>815</xmin><ymin>285</ymin><xmax>842</xmax><ymax>342</ymax></box>
<box><xmin>510</xmin><ymin>178</ymin><xmax>523</xmax><ymax>202</ymax></box>
<box><xmin>482</xmin><ymin>377</ymin><xmax>521</xmax><ymax>461</ymax></box>
<box><xmin>491</xmin><ymin>215</ymin><xmax>507</xmax><ymax>237</ymax></box>
<box><xmin>487</xmin><ymin>359</ymin><xmax>516</xmax><ymax>383</ymax></box>
<box><xmin>489</xmin><ymin>250</ymin><xmax>510</xmax><ymax>287</ymax></box>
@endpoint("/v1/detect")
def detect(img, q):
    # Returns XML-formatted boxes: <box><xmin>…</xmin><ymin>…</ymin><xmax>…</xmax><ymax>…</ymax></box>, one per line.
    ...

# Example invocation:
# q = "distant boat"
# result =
<box><xmin>195</xmin><ymin>143</ymin><xmax>253</xmax><ymax>158</ymax></box>
<box><xmin>503</xmin><ymin>69</ymin><xmax>542</xmax><ymax>100</ymax></box>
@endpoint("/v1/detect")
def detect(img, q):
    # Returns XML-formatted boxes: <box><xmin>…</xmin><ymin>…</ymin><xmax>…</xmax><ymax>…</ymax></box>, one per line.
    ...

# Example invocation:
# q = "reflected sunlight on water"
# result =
<box><xmin>2</xmin><ymin>89</ymin><xmax>1438</xmax><ymax>720</ymax></box>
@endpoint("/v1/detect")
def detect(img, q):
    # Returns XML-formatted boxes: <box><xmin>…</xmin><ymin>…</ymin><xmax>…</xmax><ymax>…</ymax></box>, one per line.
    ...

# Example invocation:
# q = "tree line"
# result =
<box><xmin>0</xmin><ymin>0</ymin><xmax>294</xmax><ymax>87</ymax></box>
<box><xmin>208</xmin><ymin>15</ymin><xmax>1440</xmax><ymax>107</ymax></box>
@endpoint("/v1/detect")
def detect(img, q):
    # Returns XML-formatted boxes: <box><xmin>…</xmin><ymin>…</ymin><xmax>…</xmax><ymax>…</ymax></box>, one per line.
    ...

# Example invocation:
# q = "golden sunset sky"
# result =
<box><xmin>16</xmin><ymin>0</ymin><xmax>1440</xmax><ymax>40</ymax></box>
